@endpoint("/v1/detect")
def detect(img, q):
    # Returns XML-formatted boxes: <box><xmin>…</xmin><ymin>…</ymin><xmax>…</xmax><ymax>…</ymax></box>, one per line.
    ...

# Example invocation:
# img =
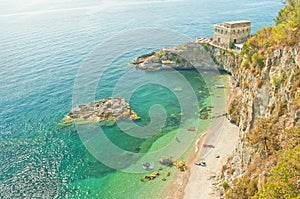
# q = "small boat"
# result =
<box><xmin>215</xmin><ymin>84</ymin><xmax>225</xmax><ymax>88</ymax></box>
<box><xmin>142</xmin><ymin>162</ymin><xmax>153</xmax><ymax>170</ymax></box>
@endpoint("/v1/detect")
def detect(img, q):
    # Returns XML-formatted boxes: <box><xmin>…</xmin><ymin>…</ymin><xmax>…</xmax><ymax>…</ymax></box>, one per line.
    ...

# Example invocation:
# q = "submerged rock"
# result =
<box><xmin>141</xmin><ymin>171</ymin><xmax>160</xmax><ymax>181</ymax></box>
<box><xmin>200</xmin><ymin>114</ymin><xmax>208</xmax><ymax>120</ymax></box>
<box><xmin>64</xmin><ymin>97</ymin><xmax>140</xmax><ymax>124</ymax></box>
<box><xmin>159</xmin><ymin>157</ymin><xmax>173</xmax><ymax>166</ymax></box>
<box><xmin>187</xmin><ymin>126</ymin><xmax>196</xmax><ymax>131</ymax></box>
<box><xmin>173</xmin><ymin>161</ymin><xmax>187</xmax><ymax>172</ymax></box>
<box><xmin>166</xmin><ymin>171</ymin><xmax>171</xmax><ymax>177</ymax></box>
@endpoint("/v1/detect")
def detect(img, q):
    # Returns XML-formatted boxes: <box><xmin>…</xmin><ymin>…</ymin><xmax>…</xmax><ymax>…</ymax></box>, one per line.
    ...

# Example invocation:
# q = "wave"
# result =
<box><xmin>0</xmin><ymin>6</ymin><xmax>97</xmax><ymax>17</ymax></box>
<box><xmin>0</xmin><ymin>0</ymin><xmax>183</xmax><ymax>18</ymax></box>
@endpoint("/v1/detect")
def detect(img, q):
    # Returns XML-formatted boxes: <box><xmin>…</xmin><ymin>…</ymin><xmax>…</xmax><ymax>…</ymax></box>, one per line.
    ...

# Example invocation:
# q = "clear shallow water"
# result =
<box><xmin>0</xmin><ymin>0</ymin><xmax>282</xmax><ymax>198</ymax></box>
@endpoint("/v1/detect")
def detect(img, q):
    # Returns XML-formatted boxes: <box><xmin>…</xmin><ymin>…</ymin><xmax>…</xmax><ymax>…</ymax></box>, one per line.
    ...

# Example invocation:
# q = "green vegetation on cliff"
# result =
<box><xmin>225</xmin><ymin>118</ymin><xmax>299</xmax><ymax>198</ymax></box>
<box><xmin>225</xmin><ymin>0</ymin><xmax>300</xmax><ymax>198</ymax></box>
<box><xmin>254</xmin><ymin>144</ymin><xmax>300</xmax><ymax>199</ymax></box>
<box><xmin>236</xmin><ymin>0</ymin><xmax>300</xmax><ymax>82</ymax></box>
<box><xmin>243</xmin><ymin>0</ymin><xmax>300</xmax><ymax>53</ymax></box>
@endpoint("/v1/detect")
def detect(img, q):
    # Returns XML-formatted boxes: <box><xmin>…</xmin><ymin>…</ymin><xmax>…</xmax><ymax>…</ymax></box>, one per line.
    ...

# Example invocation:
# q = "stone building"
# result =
<box><xmin>213</xmin><ymin>20</ymin><xmax>251</xmax><ymax>49</ymax></box>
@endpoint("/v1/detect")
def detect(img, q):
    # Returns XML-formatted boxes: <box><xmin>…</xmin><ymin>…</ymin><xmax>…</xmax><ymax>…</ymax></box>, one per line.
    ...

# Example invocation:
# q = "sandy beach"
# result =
<box><xmin>162</xmin><ymin>77</ymin><xmax>240</xmax><ymax>199</ymax></box>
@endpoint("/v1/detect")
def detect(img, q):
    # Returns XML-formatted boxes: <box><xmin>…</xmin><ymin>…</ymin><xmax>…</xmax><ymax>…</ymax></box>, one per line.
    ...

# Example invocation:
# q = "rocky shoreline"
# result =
<box><xmin>63</xmin><ymin>97</ymin><xmax>140</xmax><ymax>124</ymax></box>
<box><xmin>131</xmin><ymin>46</ymin><xmax>194</xmax><ymax>71</ymax></box>
<box><xmin>131</xmin><ymin>41</ymin><xmax>237</xmax><ymax>73</ymax></box>
<box><xmin>131</xmin><ymin>42</ymin><xmax>223</xmax><ymax>71</ymax></box>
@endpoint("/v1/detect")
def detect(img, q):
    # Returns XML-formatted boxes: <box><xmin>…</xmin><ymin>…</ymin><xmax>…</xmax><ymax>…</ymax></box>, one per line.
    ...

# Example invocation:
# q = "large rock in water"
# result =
<box><xmin>64</xmin><ymin>97</ymin><xmax>140</xmax><ymax>123</ymax></box>
<box><xmin>130</xmin><ymin>42</ymin><xmax>220</xmax><ymax>71</ymax></box>
<box><xmin>131</xmin><ymin>46</ymin><xmax>194</xmax><ymax>71</ymax></box>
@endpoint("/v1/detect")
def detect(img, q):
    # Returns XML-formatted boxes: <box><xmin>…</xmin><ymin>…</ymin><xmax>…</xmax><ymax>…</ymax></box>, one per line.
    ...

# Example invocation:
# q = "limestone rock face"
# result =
<box><xmin>229</xmin><ymin>47</ymin><xmax>299</xmax><ymax>132</ymax></box>
<box><xmin>220</xmin><ymin>46</ymin><xmax>299</xmax><ymax>192</ymax></box>
<box><xmin>64</xmin><ymin>97</ymin><xmax>140</xmax><ymax>123</ymax></box>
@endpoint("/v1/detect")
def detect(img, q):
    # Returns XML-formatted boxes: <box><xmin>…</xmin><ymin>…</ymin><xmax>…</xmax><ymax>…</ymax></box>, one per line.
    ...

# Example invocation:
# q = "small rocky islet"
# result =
<box><xmin>63</xmin><ymin>97</ymin><xmax>140</xmax><ymax>124</ymax></box>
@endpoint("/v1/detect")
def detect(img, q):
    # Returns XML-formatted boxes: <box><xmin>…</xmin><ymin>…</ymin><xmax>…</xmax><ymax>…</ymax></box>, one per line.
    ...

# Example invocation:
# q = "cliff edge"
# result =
<box><xmin>218</xmin><ymin>1</ymin><xmax>300</xmax><ymax>198</ymax></box>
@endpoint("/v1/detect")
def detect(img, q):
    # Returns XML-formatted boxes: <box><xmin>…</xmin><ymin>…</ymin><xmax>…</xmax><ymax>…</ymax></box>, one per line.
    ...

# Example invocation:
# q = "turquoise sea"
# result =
<box><xmin>0</xmin><ymin>0</ymin><xmax>282</xmax><ymax>198</ymax></box>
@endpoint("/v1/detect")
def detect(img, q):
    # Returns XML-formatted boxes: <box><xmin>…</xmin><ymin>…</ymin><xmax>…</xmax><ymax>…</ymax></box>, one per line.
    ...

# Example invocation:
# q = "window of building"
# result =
<box><xmin>218</xmin><ymin>38</ymin><xmax>221</xmax><ymax>43</ymax></box>
<box><xmin>221</xmin><ymin>30</ymin><xmax>223</xmax><ymax>34</ymax></box>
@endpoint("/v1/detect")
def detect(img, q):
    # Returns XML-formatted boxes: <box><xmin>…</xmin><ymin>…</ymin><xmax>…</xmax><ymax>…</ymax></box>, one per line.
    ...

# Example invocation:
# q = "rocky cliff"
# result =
<box><xmin>228</xmin><ymin>47</ymin><xmax>299</xmax><ymax>131</ymax></box>
<box><xmin>218</xmin><ymin>1</ymin><xmax>300</xmax><ymax>197</ymax></box>
<box><xmin>219</xmin><ymin>45</ymin><xmax>300</xmax><ymax>198</ymax></box>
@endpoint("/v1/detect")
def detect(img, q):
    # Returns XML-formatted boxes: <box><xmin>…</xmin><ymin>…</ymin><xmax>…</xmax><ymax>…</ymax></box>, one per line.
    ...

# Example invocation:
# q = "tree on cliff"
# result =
<box><xmin>246</xmin><ymin>118</ymin><xmax>281</xmax><ymax>156</ymax></box>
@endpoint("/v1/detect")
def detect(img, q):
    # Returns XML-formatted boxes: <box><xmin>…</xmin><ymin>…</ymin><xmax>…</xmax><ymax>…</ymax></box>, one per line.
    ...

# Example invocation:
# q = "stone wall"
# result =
<box><xmin>213</xmin><ymin>21</ymin><xmax>251</xmax><ymax>48</ymax></box>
